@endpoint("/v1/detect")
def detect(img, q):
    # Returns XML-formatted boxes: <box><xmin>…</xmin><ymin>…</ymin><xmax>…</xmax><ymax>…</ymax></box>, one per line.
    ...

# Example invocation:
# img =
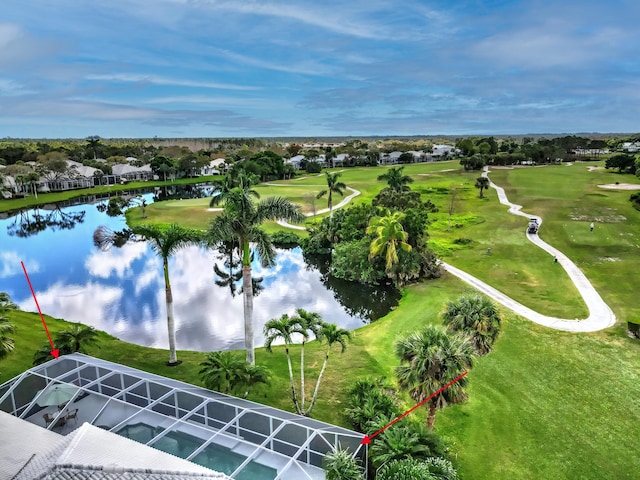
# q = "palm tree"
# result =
<box><xmin>377</xmin><ymin>166</ymin><xmax>413</xmax><ymax>191</ymax></box>
<box><xmin>0</xmin><ymin>318</ymin><xmax>16</xmax><ymax>361</ymax></box>
<box><xmin>264</xmin><ymin>314</ymin><xmax>307</xmax><ymax>412</ymax></box>
<box><xmin>316</xmin><ymin>172</ymin><xmax>346</xmax><ymax>221</ymax></box>
<box><xmin>395</xmin><ymin>325</ymin><xmax>474</xmax><ymax>430</ymax></box>
<box><xmin>441</xmin><ymin>294</ymin><xmax>501</xmax><ymax>355</ymax></box>
<box><xmin>94</xmin><ymin>223</ymin><xmax>204</xmax><ymax>365</ymax></box>
<box><xmin>56</xmin><ymin>324</ymin><xmax>100</xmax><ymax>353</ymax></box>
<box><xmin>133</xmin><ymin>224</ymin><xmax>203</xmax><ymax>365</ymax></box>
<box><xmin>199</xmin><ymin>351</ymin><xmax>245</xmax><ymax>394</ymax></box>
<box><xmin>199</xmin><ymin>351</ymin><xmax>269</xmax><ymax>397</ymax></box>
<box><xmin>207</xmin><ymin>190</ymin><xmax>304</xmax><ymax>365</ymax></box>
<box><xmin>0</xmin><ymin>292</ymin><xmax>17</xmax><ymax>361</ymax></box>
<box><xmin>306</xmin><ymin>322</ymin><xmax>351</xmax><ymax>416</ymax></box>
<box><xmin>475</xmin><ymin>176</ymin><xmax>490</xmax><ymax>198</ymax></box>
<box><xmin>366</xmin><ymin>210</ymin><xmax>412</xmax><ymax>272</ymax></box>
<box><xmin>295</xmin><ymin>309</ymin><xmax>322</xmax><ymax>411</ymax></box>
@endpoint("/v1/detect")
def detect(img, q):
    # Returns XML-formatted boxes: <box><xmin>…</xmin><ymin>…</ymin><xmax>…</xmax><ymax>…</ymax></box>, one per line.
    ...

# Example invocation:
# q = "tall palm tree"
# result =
<box><xmin>208</xmin><ymin>191</ymin><xmax>304</xmax><ymax>365</ymax></box>
<box><xmin>264</xmin><ymin>313</ymin><xmax>307</xmax><ymax>412</ymax></box>
<box><xmin>377</xmin><ymin>166</ymin><xmax>414</xmax><ymax>191</ymax></box>
<box><xmin>316</xmin><ymin>172</ymin><xmax>346</xmax><ymax>221</ymax></box>
<box><xmin>395</xmin><ymin>325</ymin><xmax>474</xmax><ymax>430</ymax></box>
<box><xmin>306</xmin><ymin>322</ymin><xmax>351</xmax><ymax>416</ymax></box>
<box><xmin>0</xmin><ymin>292</ymin><xmax>17</xmax><ymax>361</ymax></box>
<box><xmin>295</xmin><ymin>309</ymin><xmax>322</xmax><ymax>411</ymax></box>
<box><xmin>56</xmin><ymin>324</ymin><xmax>100</xmax><ymax>353</ymax></box>
<box><xmin>94</xmin><ymin>224</ymin><xmax>204</xmax><ymax>365</ymax></box>
<box><xmin>441</xmin><ymin>294</ymin><xmax>501</xmax><ymax>355</ymax></box>
<box><xmin>366</xmin><ymin>210</ymin><xmax>412</xmax><ymax>272</ymax></box>
<box><xmin>475</xmin><ymin>176</ymin><xmax>490</xmax><ymax>198</ymax></box>
<box><xmin>132</xmin><ymin>224</ymin><xmax>204</xmax><ymax>365</ymax></box>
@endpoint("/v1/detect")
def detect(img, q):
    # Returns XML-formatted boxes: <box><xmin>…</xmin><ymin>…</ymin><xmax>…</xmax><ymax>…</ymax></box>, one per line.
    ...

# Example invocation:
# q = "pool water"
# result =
<box><xmin>115</xmin><ymin>423</ymin><xmax>277</xmax><ymax>479</ymax></box>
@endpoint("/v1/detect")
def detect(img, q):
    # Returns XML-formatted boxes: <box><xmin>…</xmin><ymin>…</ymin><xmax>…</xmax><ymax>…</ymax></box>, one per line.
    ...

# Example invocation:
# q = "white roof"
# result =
<box><xmin>113</xmin><ymin>164</ymin><xmax>152</xmax><ymax>175</ymax></box>
<box><xmin>0</xmin><ymin>411</ymin><xmax>229</xmax><ymax>480</ymax></box>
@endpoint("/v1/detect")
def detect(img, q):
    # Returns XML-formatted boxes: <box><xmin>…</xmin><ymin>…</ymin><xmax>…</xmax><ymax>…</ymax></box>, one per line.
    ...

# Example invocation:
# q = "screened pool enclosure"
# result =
<box><xmin>0</xmin><ymin>354</ymin><xmax>366</xmax><ymax>479</ymax></box>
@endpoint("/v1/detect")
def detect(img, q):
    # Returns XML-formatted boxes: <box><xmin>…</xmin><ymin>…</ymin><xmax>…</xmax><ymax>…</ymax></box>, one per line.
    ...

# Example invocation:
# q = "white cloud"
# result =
<box><xmin>0</xmin><ymin>251</ymin><xmax>39</xmax><ymax>279</ymax></box>
<box><xmin>85</xmin><ymin>73</ymin><xmax>261</xmax><ymax>91</ymax></box>
<box><xmin>85</xmin><ymin>242</ymin><xmax>148</xmax><ymax>279</ymax></box>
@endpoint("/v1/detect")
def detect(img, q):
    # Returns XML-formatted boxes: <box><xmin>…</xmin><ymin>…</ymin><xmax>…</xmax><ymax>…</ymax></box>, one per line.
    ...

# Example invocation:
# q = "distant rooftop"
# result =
<box><xmin>0</xmin><ymin>354</ymin><xmax>366</xmax><ymax>480</ymax></box>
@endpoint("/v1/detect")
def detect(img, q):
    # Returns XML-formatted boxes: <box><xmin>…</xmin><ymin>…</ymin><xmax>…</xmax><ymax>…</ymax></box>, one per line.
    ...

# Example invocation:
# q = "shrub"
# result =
<box><xmin>323</xmin><ymin>447</ymin><xmax>365</xmax><ymax>480</ymax></box>
<box><xmin>377</xmin><ymin>458</ymin><xmax>436</xmax><ymax>480</ymax></box>
<box><xmin>270</xmin><ymin>231</ymin><xmax>302</xmax><ymax>248</ymax></box>
<box><xmin>628</xmin><ymin>322</ymin><xmax>640</xmax><ymax>338</ymax></box>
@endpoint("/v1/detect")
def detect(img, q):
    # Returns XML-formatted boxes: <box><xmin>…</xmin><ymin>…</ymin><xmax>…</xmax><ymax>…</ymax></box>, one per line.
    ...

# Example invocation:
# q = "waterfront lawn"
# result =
<box><xmin>3</xmin><ymin>273</ymin><xmax>639</xmax><ymax>480</ymax></box>
<box><xmin>0</xmin><ymin>176</ymin><xmax>222</xmax><ymax>213</ymax></box>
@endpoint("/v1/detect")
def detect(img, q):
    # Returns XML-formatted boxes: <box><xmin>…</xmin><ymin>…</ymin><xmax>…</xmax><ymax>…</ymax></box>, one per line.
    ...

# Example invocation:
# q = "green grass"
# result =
<box><xmin>2</xmin><ymin>160</ymin><xmax>640</xmax><ymax>479</ymax></box>
<box><xmin>0</xmin><ymin>176</ymin><xmax>222</xmax><ymax>213</ymax></box>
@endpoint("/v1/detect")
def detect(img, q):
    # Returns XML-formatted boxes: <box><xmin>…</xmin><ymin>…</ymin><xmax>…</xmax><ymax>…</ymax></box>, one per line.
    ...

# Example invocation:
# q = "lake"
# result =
<box><xmin>0</xmin><ymin>191</ymin><xmax>399</xmax><ymax>352</ymax></box>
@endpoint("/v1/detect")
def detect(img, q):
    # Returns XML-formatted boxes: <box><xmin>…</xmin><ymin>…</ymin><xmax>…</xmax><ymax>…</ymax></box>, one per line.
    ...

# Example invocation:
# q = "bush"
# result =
<box><xmin>377</xmin><ymin>457</ymin><xmax>459</xmax><ymax>480</ymax></box>
<box><xmin>270</xmin><ymin>231</ymin><xmax>302</xmax><ymax>248</ymax></box>
<box><xmin>453</xmin><ymin>237</ymin><xmax>473</xmax><ymax>245</ymax></box>
<box><xmin>628</xmin><ymin>322</ymin><xmax>640</xmax><ymax>338</ymax></box>
<box><xmin>322</xmin><ymin>448</ymin><xmax>365</xmax><ymax>480</ymax></box>
<box><xmin>377</xmin><ymin>458</ymin><xmax>436</xmax><ymax>480</ymax></box>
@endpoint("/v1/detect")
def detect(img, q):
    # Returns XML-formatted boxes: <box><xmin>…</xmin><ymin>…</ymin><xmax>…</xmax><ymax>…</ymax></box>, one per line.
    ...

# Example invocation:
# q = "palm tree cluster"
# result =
<box><xmin>199</xmin><ymin>351</ymin><xmax>269</xmax><ymax>398</ymax></box>
<box><xmin>33</xmin><ymin>323</ymin><xmax>100</xmax><ymax>365</ymax></box>
<box><xmin>263</xmin><ymin>309</ymin><xmax>351</xmax><ymax>417</ymax></box>
<box><xmin>345</xmin><ymin>377</ymin><xmax>454</xmax><ymax>477</ymax></box>
<box><xmin>0</xmin><ymin>292</ymin><xmax>18</xmax><ymax>361</ymax></box>
<box><xmin>441</xmin><ymin>294</ymin><xmax>502</xmax><ymax>355</ymax></box>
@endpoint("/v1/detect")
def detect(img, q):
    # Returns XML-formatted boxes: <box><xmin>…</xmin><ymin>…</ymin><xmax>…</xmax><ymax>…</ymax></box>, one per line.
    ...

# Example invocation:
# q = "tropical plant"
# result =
<box><xmin>94</xmin><ymin>223</ymin><xmax>204</xmax><ymax>365</ymax></box>
<box><xmin>377</xmin><ymin>166</ymin><xmax>414</xmax><ymax>191</ymax></box>
<box><xmin>305</xmin><ymin>322</ymin><xmax>351</xmax><ymax>416</ymax></box>
<box><xmin>0</xmin><ymin>318</ymin><xmax>16</xmax><ymax>361</ymax></box>
<box><xmin>295</xmin><ymin>308</ymin><xmax>322</xmax><ymax>411</ymax></box>
<box><xmin>199</xmin><ymin>351</ymin><xmax>269</xmax><ymax>397</ymax></box>
<box><xmin>377</xmin><ymin>458</ymin><xmax>438</xmax><ymax>480</ymax></box>
<box><xmin>346</xmin><ymin>378</ymin><xmax>401</xmax><ymax>432</ymax></box>
<box><xmin>475</xmin><ymin>176</ymin><xmax>490</xmax><ymax>198</ymax></box>
<box><xmin>264</xmin><ymin>313</ymin><xmax>307</xmax><ymax>412</ymax></box>
<box><xmin>323</xmin><ymin>447</ymin><xmax>365</xmax><ymax>480</ymax></box>
<box><xmin>369</xmin><ymin>424</ymin><xmax>432</xmax><ymax>470</ymax></box>
<box><xmin>441</xmin><ymin>294</ymin><xmax>502</xmax><ymax>355</ymax></box>
<box><xmin>207</xmin><ymin>187</ymin><xmax>304</xmax><ymax>365</ymax></box>
<box><xmin>366</xmin><ymin>210</ymin><xmax>411</xmax><ymax>272</ymax></box>
<box><xmin>395</xmin><ymin>325</ymin><xmax>475</xmax><ymax>430</ymax></box>
<box><xmin>56</xmin><ymin>324</ymin><xmax>100</xmax><ymax>353</ymax></box>
<box><xmin>0</xmin><ymin>292</ymin><xmax>17</xmax><ymax>361</ymax></box>
<box><xmin>316</xmin><ymin>172</ymin><xmax>346</xmax><ymax>221</ymax></box>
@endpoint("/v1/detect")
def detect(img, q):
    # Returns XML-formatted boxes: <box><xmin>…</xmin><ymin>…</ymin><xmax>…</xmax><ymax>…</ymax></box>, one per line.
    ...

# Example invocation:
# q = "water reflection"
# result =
<box><xmin>0</xmin><ymin>201</ymin><xmax>399</xmax><ymax>353</ymax></box>
<box><xmin>7</xmin><ymin>206</ymin><xmax>86</xmax><ymax>238</ymax></box>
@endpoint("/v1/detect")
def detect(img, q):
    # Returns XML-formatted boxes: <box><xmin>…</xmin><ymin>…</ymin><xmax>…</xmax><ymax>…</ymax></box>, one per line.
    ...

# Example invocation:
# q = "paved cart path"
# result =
<box><xmin>441</xmin><ymin>168</ymin><xmax>616</xmax><ymax>332</ymax></box>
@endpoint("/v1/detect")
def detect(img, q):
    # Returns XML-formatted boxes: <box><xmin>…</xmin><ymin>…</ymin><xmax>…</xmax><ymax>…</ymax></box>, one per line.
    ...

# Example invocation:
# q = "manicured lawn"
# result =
<box><xmin>2</xmin><ymin>160</ymin><xmax>639</xmax><ymax>479</ymax></box>
<box><xmin>0</xmin><ymin>176</ymin><xmax>222</xmax><ymax>213</ymax></box>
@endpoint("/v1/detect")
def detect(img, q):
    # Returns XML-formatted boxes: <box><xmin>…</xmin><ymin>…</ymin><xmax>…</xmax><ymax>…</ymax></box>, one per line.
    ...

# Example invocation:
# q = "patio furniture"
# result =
<box><xmin>43</xmin><ymin>412</ymin><xmax>66</xmax><ymax>429</ymax></box>
<box><xmin>66</xmin><ymin>409</ymin><xmax>79</xmax><ymax>425</ymax></box>
<box><xmin>43</xmin><ymin>412</ymin><xmax>55</xmax><ymax>427</ymax></box>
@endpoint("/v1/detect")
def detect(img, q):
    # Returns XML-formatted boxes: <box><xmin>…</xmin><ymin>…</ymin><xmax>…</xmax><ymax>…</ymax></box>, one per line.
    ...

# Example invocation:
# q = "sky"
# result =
<box><xmin>1</xmin><ymin>0</ymin><xmax>639</xmax><ymax>138</ymax></box>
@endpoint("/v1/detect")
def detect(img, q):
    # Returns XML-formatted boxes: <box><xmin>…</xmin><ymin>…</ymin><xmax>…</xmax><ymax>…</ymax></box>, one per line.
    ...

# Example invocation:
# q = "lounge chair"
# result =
<box><xmin>43</xmin><ymin>412</ymin><xmax>55</xmax><ymax>427</ymax></box>
<box><xmin>66</xmin><ymin>409</ymin><xmax>79</xmax><ymax>424</ymax></box>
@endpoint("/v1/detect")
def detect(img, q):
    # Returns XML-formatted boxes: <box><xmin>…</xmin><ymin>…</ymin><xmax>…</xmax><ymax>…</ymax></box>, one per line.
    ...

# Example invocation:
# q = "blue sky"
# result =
<box><xmin>1</xmin><ymin>0</ymin><xmax>639</xmax><ymax>138</ymax></box>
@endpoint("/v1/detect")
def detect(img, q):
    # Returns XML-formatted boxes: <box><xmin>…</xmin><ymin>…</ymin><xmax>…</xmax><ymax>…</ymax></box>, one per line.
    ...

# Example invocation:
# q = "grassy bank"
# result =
<box><xmin>2</xmin><ymin>160</ymin><xmax>639</xmax><ymax>479</ymax></box>
<box><xmin>0</xmin><ymin>176</ymin><xmax>221</xmax><ymax>213</ymax></box>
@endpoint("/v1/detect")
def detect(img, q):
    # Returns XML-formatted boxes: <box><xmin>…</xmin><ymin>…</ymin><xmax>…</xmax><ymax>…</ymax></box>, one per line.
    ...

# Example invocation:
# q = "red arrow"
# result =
<box><xmin>361</xmin><ymin>371</ymin><xmax>468</xmax><ymax>445</ymax></box>
<box><xmin>21</xmin><ymin>261</ymin><xmax>59</xmax><ymax>359</ymax></box>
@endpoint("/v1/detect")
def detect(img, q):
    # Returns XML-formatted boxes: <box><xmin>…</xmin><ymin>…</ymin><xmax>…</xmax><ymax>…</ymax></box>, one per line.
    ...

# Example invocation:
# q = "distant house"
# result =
<box><xmin>112</xmin><ymin>163</ymin><xmax>154</xmax><ymax>182</ymax></box>
<box><xmin>201</xmin><ymin>158</ymin><xmax>226</xmax><ymax>175</ymax></box>
<box><xmin>622</xmin><ymin>142</ymin><xmax>640</xmax><ymax>153</ymax></box>
<box><xmin>431</xmin><ymin>144</ymin><xmax>457</xmax><ymax>158</ymax></box>
<box><xmin>379</xmin><ymin>151</ymin><xmax>402</xmax><ymax>165</ymax></box>
<box><xmin>332</xmin><ymin>153</ymin><xmax>349</xmax><ymax>167</ymax></box>
<box><xmin>286</xmin><ymin>155</ymin><xmax>305</xmax><ymax>169</ymax></box>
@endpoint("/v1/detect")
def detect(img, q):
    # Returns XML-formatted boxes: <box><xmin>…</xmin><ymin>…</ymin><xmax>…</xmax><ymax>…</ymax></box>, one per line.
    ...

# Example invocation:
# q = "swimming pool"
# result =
<box><xmin>115</xmin><ymin>423</ymin><xmax>277</xmax><ymax>479</ymax></box>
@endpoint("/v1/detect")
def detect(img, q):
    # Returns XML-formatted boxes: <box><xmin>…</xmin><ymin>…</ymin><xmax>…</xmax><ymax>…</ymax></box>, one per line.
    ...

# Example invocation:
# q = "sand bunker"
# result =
<box><xmin>598</xmin><ymin>183</ymin><xmax>640</xmax><ymax>190</ymax></box>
